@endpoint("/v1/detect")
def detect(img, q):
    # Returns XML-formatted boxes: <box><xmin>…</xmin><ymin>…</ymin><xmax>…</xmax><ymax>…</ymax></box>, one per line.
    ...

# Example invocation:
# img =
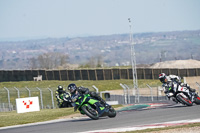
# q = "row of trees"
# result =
<box><xmin>29</xmin><ymin>52</ymin><xmax>69</xmax><ymax>69</ymax></box>
<box><xmin>29</xmin><ymin>52</ymin><xmax>105</xmax><ymax>69</ymax></box>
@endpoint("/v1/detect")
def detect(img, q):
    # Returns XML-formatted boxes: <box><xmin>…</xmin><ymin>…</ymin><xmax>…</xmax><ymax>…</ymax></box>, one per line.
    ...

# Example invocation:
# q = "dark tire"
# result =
<box><xmin>194</xmin><ymin>96</ymin><xmax>200</xmax><ymax>105</ymax></box>
<box><xmin>108</xmin><ymin>107</ymin><xmax>116</xmax><ymax>118</ymax></box>
<box><xmin>81</xmin><ymin>105</ymin><xmax>99</xmax><ymax>120</ymax></box>
<box><xmin>176</xmin><ymin>94</ymin><xmax>193</xmax><ymax>106</ymax></box>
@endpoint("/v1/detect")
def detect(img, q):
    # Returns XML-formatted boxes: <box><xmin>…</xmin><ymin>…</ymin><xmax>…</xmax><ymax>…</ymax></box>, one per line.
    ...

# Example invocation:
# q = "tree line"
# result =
<box><xmin>29</xmin><ymin>52</ymin><xmax>104</xmax><ymax>69</ymax></box>
<box><xmin>29</xmin><ymin>52</ymin><xmax>69</xmax><ymax>69</ymax></box>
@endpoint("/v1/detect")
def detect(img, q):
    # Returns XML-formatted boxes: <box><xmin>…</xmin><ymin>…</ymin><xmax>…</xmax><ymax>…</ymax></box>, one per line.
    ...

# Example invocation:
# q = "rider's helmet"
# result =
<box><xmin>58</xmin><ymin>85</ymin><xmax>63</xmax><ymax>90</ymax></box>
<box><xmin>68</xmin><ymin>83</ymin><xmax>77</xmax><ymax>94</ymax></box>
<box><xmin>159</xmin><ymin>73</ymin><xmax>167</xmax><ymax>83</ymax></box>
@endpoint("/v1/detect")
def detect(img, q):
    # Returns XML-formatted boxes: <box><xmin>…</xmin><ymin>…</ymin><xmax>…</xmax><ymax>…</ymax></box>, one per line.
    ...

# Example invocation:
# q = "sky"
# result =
<box><xmin>0</xmin><ymin>0</ymin><xmax>200</xmax><ymax>41</ymax></box>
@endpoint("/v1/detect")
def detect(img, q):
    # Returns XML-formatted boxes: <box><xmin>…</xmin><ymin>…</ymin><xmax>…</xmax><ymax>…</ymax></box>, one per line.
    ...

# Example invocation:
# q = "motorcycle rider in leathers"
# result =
<box><xmin>55</xmin><ymin>85</ymin><xmax>67</xmax><ymax>108</ymax></box>
<box><xmin>67</xmin><ymin>83</ymin><xmax>109</xmax><ymax>109</ymax></box>
<box><xmin>159</xmin><ymin>73</ymin><xmax>196</xmax><ymax>102</ymax></box>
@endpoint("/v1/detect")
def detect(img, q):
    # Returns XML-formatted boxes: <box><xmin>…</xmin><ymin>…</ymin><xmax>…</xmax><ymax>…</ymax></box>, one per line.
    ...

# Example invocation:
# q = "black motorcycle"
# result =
<box><xmin>59</xmin><ymin>92</ymin><xmax>73</xmax><ymax>108</ymax></box>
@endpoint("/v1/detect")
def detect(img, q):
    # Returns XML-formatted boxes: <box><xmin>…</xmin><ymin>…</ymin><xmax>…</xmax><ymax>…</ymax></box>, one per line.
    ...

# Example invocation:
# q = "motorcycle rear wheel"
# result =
<box><xmin>81</xmin><ymin>105</ymin><xmax>99</xmax><ymax>120</ymax></box>
<box><xmin>176</xmin><ymin>94</ymin><xmax>193</xmax><ymax>106</ymax></box>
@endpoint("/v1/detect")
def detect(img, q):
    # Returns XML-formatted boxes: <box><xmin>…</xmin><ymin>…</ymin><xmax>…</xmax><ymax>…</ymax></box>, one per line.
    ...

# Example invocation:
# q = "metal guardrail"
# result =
<box><xmin>124</xmin><ymin>84</ymin><xmax>131</xmax><ymax>104</ymax></box>
<box><xmin>3</xmin><ymin>87</ymin><xmax>11</xmax><ymax>111</ymax></box>
<box><xmin>120</xmin><ymin>83</ymin><xmax>128</xmax><ymax>104</ymax></box>
<box><xmin>14</xmin><ymin>87</ymin><xmax>20</xmax><ymax>98</ymax></box>
<box><xmin>92</xmin><ymin>85</ymin><xmax>99</xmax><ymax>93</ymax></box>
<box><xmin>25</xmin><ymin>87</ymin><xmax>31</xmax><ymax>97</ymax></box>
<box><xmin>146</xmin><ymin>84</ymin><xmax>154</xmax><ymax>102</ymax></box>
<box><xmin>48</xmin><ymin>88</ymin><xmax>55</xmax><ymax>109</ymax></box>
<box><xmin>36</xmin><ymin>87</ymin><xmax>43</xmax><ymax>109</ymax></box>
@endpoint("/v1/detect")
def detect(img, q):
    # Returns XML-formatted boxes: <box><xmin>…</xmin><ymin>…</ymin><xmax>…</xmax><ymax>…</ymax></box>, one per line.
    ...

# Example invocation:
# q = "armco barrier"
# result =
<box><xmin>0</xmin><ymin>68</ymin><xmax>200</xmax><ymax>81</ymax></box>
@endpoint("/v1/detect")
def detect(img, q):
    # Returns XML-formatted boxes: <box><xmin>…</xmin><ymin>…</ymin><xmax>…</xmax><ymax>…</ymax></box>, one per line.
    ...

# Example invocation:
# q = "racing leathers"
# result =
<box><xmin>162</xmin><ymin>75</ymin><xmax>196</xmax><ymax>102</ymax></box>
<box><xmin>72</xmin><ymin>86</ymin><xmax>107</xmax><ymax>106</ymax></box>
<box><xmin>55</xmin><ymin>88</ymin><xmax>66</xmax><ymax>108</ymax></box>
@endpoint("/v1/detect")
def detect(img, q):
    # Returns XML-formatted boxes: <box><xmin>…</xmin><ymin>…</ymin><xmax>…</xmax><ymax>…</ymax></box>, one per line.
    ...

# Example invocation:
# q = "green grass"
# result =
<box><xmin>0</xmin><ymin>108</ymin><xmax>76</xmax><ymax>127</ymax></box>
<box><xmin>0</xmin><ymin>79</ymin><xmax>161</xmax><ymax>91</ymax></box>
<box><xmin>0</xmin><ymin>104</ymin><xmax>122</xmax><ymax>127</ymax></box>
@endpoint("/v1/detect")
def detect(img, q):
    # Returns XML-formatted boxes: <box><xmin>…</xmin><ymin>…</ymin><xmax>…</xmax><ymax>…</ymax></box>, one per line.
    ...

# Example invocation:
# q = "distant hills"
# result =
<box><xmin>0</xmin><ymin>30</ymin><xmax>200</xmax><ymax>70</ymax></box>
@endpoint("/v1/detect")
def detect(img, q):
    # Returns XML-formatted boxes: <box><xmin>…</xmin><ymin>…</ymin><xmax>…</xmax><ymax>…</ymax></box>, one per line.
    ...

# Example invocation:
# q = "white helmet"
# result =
<box><xmin>159</xmin><ymin>73</ymin><xmax>166</xmax><ymax>83</ymax></box>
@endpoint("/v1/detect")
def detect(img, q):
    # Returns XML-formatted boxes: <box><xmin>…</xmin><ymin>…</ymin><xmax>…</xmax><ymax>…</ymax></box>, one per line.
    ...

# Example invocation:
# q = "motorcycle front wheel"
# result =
<box><xmin>81</xmin><ymin>105</ymin><xmax>99</xmax><ymax>120</ymax></box>
<box><xmin>176</xmin><ymin>94</ymin><xmax>193</xmax><ymax>106</ymax></box>
<box><xmin>108</xmin><ymin>107</ymin><xmax>117</xmax><ymax>118</ymax></box>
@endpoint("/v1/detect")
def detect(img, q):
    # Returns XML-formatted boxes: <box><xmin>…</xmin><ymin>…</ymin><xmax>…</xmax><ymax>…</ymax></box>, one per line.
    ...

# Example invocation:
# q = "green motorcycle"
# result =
<box><xmin>72</xmin><ymin>93</ymin><xmax>116</xmax><ymax>120</ymax></box>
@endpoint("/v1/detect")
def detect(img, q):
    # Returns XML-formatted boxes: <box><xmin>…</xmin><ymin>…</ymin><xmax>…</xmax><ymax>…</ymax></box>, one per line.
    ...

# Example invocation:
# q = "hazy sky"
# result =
<box><xmin>0</xmin><ymin>0</ymin><xmax>200</xmax><ymax>41</ymax></box>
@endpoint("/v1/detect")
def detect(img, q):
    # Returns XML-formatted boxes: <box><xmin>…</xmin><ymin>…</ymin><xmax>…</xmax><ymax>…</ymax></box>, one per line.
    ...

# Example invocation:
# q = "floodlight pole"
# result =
<box><xmin>128</xmin><ymin>18</ymin><xmax>139</xmax><ymax>103</ymax></box>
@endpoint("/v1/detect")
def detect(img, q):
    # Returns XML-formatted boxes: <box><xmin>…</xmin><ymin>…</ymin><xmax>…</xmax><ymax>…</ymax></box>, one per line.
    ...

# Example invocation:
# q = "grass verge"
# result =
<box><xmin>0</xmin><ymin>108</ymin><xmax>76</xmax><ymax>127</ymax></box>
<box><xmin>0</xmin><ymin>104</ymin><xmax>122</xmax><ymax>128</ymax></box>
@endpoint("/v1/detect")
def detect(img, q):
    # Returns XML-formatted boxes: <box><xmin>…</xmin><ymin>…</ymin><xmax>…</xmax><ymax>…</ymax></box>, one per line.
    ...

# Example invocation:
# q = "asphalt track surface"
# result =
<box><xmin>1</xmin><ymin>102</ymin><xmax>200</xmax><ymax>133</ymax></box>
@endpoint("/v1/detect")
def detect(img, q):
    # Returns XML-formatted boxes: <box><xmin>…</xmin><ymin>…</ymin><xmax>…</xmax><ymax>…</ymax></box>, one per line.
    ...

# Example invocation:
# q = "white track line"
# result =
<box><xmin>79</xmin><ymin>118</ymin><xmax>200</xmax><ymax>133</ymax></box>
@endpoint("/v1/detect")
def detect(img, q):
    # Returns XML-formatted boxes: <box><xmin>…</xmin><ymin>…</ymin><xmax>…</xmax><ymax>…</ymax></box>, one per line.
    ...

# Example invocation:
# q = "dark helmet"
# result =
<box><xmin>58</xmin><ymin>85</ymin><xmax>63</xmax><ymax>90</ymax></box>
<box><xmin>68</xmin><ymin>83</ymin><xmax>77</xmax><ymax>94</ymax></box>
<box><xmin>159</xmin><ymin>73</ymin><xmax>167</xmax><ymax>83</ymax></box>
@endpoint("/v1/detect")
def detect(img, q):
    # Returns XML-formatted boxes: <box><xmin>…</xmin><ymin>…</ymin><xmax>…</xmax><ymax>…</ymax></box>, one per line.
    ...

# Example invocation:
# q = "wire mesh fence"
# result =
<box><xmin>105</xmin><ymin>84</ymin><xmax>167</xmax><ymax>104</ymax></box>
<box><xmin>0</xmin><ymin>85</ymin><xmax>167</xmax><ymax>112</ymax></box>
<box><xmin>0</xmin><ymin>87</ymin><xmax>58</xmax><ymax>112</ymax></box>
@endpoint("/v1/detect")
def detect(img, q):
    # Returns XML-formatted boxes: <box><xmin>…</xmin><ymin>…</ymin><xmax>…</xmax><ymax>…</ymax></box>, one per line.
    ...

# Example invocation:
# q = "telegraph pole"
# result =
<box><xmin>128</xmin><ymin>18</ymin><xmax>139</xmax><ymax>103</ymax></box>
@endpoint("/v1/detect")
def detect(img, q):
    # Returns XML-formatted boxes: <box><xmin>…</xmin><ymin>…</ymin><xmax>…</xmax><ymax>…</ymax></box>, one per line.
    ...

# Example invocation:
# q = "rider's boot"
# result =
<box><xmin>97</xmin><ymin>96</ymin><xmax>110</xmax><ymax>108</ymax></box>
<box><xmin>189</xmin><ymin>92</ymin><xmax>197</xmax><ymax>102</ymax></box>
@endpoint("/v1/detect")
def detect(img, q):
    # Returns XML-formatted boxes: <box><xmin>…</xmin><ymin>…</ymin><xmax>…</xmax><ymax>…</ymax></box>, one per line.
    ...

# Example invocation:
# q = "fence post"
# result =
<box><xmin>88</xmin><ymin>69</ymin><xmax>91</xmax><ymax>80</ymax></box>
<box><xmin>146</xmin><ymin>84</ymin><xmax>154</xmax><ymax>101</ymax></box>
<box><xmin>36</xmin><ymin>87</ymin><xmax>43</xmax><ymax>109</ymax></box>
<box><xmin>92</xmin><ymin>85</ymin><xmax>99</xmax><ymax>93</ymax></box>
<box><xmin>4</xmin><ymin>87</ymin><xmax>11</xmax><ymax>111</ymax></box>
<box><xmin>25</xmin><ymin>87</ymin><xmax>31</xmax><ymax>97</ymax></box>
<box><xmin>14</xmin><ymin>87</ymin><xmax>20</xmax><ymax>98</ymax></box>
<box><xmin>124</xmin><ymin>84</ymin><xmax>131</xmax><ymax>104</ymax></box>
<box><xmin>120</xmin><ymin>83</ymin><xmax>127</xmax><ymax>104</ymax></box>
<box><xmin>48</xmin><ymin>88</ymin><xmax>55</xmax><ymax>109</ymax></box>
<box><xmin>157</xmin><ymin>86</ymin><xmax>163</xmax><ymax>101</ymax></box>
